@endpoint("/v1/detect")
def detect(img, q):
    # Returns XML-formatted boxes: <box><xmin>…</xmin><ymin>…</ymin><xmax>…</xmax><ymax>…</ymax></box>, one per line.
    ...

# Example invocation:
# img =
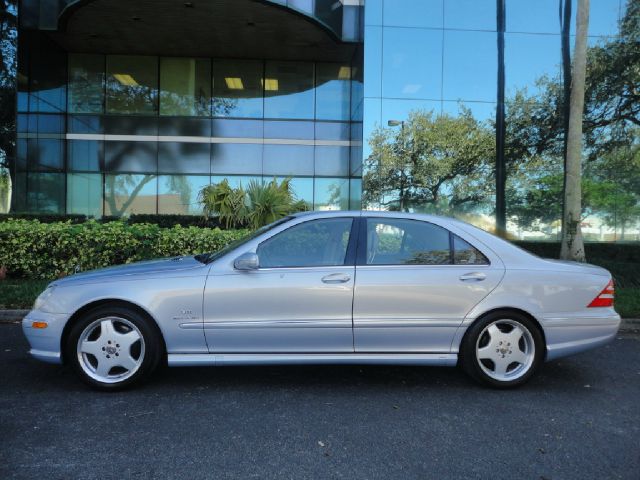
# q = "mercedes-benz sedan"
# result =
<box><xmin>23</xmin><ymin>211</ymin><xmax>621</xmax><ymax>390</ymax></box>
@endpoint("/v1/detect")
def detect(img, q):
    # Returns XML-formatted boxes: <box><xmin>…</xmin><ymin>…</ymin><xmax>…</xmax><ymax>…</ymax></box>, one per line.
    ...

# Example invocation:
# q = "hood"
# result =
<box><xmin>541</xmin><ymin>258</ymin><xmax>610</xmax><ymax>277</ymax></box>
<box><xmin>52</xmin><ymin>256</ymin><xmax>207</xmax><ymax>286</ymax></box>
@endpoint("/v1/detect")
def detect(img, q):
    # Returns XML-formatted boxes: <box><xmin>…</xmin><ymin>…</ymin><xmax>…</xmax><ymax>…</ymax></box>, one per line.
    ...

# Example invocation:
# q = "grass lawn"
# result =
<box><xmin>1</xmin><ymin>278</ymin><xmax>638</xmax><ymax>318</ymax></box>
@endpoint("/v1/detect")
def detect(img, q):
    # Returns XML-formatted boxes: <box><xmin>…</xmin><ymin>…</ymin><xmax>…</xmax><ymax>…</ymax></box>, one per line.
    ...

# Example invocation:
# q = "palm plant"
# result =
<box><xmin>198</xmin><ymin>179</ymin><xmax>247</xmax><ymax>229</ymax></box>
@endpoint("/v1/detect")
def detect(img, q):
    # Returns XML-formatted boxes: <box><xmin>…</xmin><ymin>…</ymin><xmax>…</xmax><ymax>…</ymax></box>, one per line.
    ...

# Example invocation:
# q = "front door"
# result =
<box><xmin>353</xmin><ymin>217</ymin><xmax>505</xmax><ymax>353</ymax></box>
<box><xmin>204</xmin><ymin>217</ymin><xmax>357</xmax><ymax>353</ymax></box>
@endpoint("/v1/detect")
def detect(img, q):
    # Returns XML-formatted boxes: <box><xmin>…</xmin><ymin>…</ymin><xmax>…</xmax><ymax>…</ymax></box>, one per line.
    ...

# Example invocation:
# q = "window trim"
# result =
<box><xmin>356</xmin><ymin>217</ymin><xmax>491</xmax><ymax>267</ymax></box>
<box><xmin>255</xmin><ymin>216</ymin><xmax>358</xmax><ymax>270</ymax></box>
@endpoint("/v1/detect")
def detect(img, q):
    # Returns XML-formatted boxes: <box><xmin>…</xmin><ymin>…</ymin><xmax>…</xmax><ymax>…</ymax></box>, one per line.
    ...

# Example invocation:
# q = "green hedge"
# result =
<box><xmin>0</xmin><ymin>213</ymin><xmax>224</xmax><ymax>229</ymax></box>
<box><xmin>0</xmin><ymin>219</ymin><xmax>246</xmax><ymax>279</ymax></box>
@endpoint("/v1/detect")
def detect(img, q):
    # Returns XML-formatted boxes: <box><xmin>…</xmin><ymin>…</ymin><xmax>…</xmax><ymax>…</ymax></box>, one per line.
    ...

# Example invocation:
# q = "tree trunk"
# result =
<box><xmin>560</xmin><ymin>0</ymin><xmax>589</xmax><ymax>262</ymax></box>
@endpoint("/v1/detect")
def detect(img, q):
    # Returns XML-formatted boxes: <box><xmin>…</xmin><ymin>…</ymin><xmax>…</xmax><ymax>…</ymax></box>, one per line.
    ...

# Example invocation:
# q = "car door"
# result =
<box><xmin>353</xmin><ymin>217</ymin><xmax>505</xmax><ymax>353</ymax></box>
<box><xmin>203</xmin><ymin>216</ymin><xmax>358</xmax><ymax>353</ymax></box>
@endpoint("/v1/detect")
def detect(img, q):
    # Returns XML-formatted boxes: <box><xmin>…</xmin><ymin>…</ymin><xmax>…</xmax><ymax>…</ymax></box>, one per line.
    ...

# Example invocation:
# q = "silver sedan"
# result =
<box><xmin>22</xmin><ymin>211</ymin><xmax>621</xmax><ymax>390</ymax></box>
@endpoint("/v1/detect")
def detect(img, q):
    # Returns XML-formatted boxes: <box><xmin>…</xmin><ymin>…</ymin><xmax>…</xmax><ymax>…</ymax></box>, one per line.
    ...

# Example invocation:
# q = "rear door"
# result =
<box><xmin>353</xmin><ymin>217</ymin><xmax>505</xmax><ymax>353</ymax></box>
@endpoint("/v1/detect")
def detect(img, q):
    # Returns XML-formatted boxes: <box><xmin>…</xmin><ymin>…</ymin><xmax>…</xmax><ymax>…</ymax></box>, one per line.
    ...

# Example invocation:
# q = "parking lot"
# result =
<box><xmin>1</xmin><ymin>323</ymin><xmax>638</xmax><ymax>479</ymax></box>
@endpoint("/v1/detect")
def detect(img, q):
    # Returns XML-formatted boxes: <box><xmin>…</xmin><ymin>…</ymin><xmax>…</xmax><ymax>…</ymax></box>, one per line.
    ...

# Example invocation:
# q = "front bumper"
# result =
<box><xmin>543</xmin><ymin>312</ymin><xmax>621</xmax><ymax>361</ymax></box>
<box><xmin>21</xmin><ymin>310</ymin><xmax>71</xmax><ymax>364</ymax></box>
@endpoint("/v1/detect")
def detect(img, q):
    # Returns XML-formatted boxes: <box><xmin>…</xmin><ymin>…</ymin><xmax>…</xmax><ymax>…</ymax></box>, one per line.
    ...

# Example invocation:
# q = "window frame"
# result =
<box><xmin>356</xmin><ymin>217</ymin><xmax>491</xmax><ymax>267</ymax></box>
<box><xmin>255</xmin><ymin>216</ymin><xmax>359</xmax><ymax>270</ymax></box>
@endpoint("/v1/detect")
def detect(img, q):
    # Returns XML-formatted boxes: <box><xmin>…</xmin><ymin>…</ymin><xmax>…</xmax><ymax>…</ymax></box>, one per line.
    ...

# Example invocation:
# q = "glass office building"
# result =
<box><xmin>10</xmin><ymin>0</ymin><xmax>639</xmax><ymax>240</ymax></box>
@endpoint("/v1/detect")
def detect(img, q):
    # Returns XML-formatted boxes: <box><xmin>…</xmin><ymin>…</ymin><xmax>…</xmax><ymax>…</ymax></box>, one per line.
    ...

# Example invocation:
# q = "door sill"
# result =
<box><xmin>167</xmin><ymin>353</ymin><xmax>458</xmax><ymax>367</ymax></box>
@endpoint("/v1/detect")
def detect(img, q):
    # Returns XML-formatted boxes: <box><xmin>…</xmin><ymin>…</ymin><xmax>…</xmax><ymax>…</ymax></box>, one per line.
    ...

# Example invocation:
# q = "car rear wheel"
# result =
<box><xmin>66</xmin><ymin>305</ymin><xmax>162</xmax><ymax>390</ymax></box>
<box><xmin>461</xmin><ymin>311</ymin><xmax>544</xmax><ymax>388</ymax></box>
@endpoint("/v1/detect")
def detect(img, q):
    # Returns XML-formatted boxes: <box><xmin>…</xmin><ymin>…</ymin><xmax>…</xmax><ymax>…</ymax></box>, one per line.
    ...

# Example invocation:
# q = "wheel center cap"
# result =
<box><xmin>106</xmin><ymin>345</ymin><xmax>117</xmax><ymax>355</ymax></box>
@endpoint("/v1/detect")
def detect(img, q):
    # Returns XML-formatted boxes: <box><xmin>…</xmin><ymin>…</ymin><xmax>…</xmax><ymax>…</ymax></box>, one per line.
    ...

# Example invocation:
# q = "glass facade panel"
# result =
<box><xmin>106</xmin><ymin>55</ymin><xmax>158</xmax><ymax>115</ymax></box>
<box><xmin>505</xmin><ymin>33</ymin><xmax>561</xmax><ymax>96</ymax></box>
<box><xmin>263</xmin><ymin>145</ymin><xmax>314</xmax><ymax>176</ymax></box>
<box><xmin>68</xmin><ymin>53</ymin><xmax>104</xmax><ymax>113</ymax></box>
<box><xmin>275</xmin><ymin>176</ymin><xmax>313</xmax><ymax>207</ymax></box>
<box><xmin>104</xmin><ymin>141</ymin><xmax>158</xmax><ymax>173</ymax></box>
<box><xmin>158</xmin><ymin>175</ymin><xmax>210</xmax><ymax>215</ymax></box>
<box><xmin>27</xmin><ymin>173</ymin><xmax>65</xmax><ymax>213</ymax></box>
<box><xmin>315</xmin><ymin>63</ymin><xmax>351</xmax><ymax>121</ymax></box>
<box><xmin>160</xmin><ymin>57</ymin><xmax>211</xmax><ymax>117</ymax></box>
<box><xmin>382</xmin><ymin>27</ymin><xmax>442</xmax><ymax>100</ymax></box>
<box><xmin>264</xmin><ymin>120</ymin><xmax>314</xmax><ymax>139</ymax></box>
<box><xmin>314</xmin><ymin>177</ymin><xmax>350</xmax><ymax>210</ymax></box>
<box><xmin>104</xmin><ymin>174</ymin><xmax>158</xmax><ymax>215</ymax></box>
<box><xmin>444</xmin><ymin>0</ymin><xmax>496</xmax><ymax>31</ymax></box>
<box><xmin>212</xmin><ymin>119</ymin><xmax>263</xmax><ymax>138</ymax></box>
<box><xmin>264</xmin><ymin>61</ymin><xmax>315</xmax><ymax>119</ymax></box>
<box><xmin>382</xmin><ymin>0</ymin><xmax>443</xmax><ymax>29</ymax></box>
<box><xmin>211</xmin><ymin>144</ymin><xmax>263</xmax><ymax>175</ymax></box>
<box><xmin>314</xmin><ymin>146</ymin><xmax>350</xmax><ymax>177</ymax></box>
<box><xmin>68</xmin><ymin>140</ymin><xmax>101</xmax><ymax>171</ymax></box>
<box><xmin>67</xmin><ymin>173</ymin><xmax>103</xmax><ymax>217</ymax></box>
<box><xmin>212</xmin><ymin>59</ymin><xmax>264</xmax><ymax>118</ymax></box>
<box><xmin>210</xmin><ymin>175</ymin><xmax>261</xmax><ymax>190</ymax></box>
<box><xmin>27</xmin><ymin>139</ymin><xmax>64</xmax><ymax>171</ymax></box>
<box><xmin>158</xmin><ymin>142</ymin><xmax>210</xmax><ymax>174</ymax></box>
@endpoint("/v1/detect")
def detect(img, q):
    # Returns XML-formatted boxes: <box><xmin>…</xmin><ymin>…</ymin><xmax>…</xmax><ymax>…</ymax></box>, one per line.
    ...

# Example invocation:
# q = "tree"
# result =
<box><xmin>560</xmin><ymin>0</ymin><xmax>589</xmax><ymax>261</ymax></box>
<box><xmin>363</xmin><ymin>109</ymin><xmax>495</xmax><ymax>216</ymax></box>
<box><xmin>0</xmin><ymin>0</ymin><xmax>17</xmax><ymax>212</ymax></box>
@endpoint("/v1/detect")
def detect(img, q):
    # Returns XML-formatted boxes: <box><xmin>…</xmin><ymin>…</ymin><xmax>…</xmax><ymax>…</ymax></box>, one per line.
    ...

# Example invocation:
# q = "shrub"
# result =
<box><xmin>1</xmin><ymin>213</ymin><xmax>223</xmax><ymax>229</ymax></box>
<box><xmin>0</xmin><ymin>219</ymin><xmax>247</xmax><ymax>279</ymax></box>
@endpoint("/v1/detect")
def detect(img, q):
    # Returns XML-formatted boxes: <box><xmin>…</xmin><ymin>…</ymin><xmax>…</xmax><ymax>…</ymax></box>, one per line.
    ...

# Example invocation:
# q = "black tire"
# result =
<box><xmin>65</xmin><ymin>305</ymin><xmax>163</xmax><ymax>391</ymax></box>
<box><xmin>460</xmin><ymin>310</ymin><xmax>544</xmax><ymax>389</ymax></box>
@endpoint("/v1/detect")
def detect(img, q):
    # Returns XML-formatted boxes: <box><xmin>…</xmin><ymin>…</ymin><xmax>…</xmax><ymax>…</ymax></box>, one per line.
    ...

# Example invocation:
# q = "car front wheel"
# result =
<box><xmin>461</xmin><ymin>311</ymin><xmax>544</xmax><ymax>388</ymax></box>
<box><xmin>66</xmin><ymin>305</ymin><xmax>162</xmax><ymax>390</ymax></box>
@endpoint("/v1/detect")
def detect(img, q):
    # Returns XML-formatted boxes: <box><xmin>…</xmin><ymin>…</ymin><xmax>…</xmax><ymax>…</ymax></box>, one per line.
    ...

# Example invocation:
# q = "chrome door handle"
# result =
<box><xmin>459</xmin><ymin>272</ymin><xmax>486</xmax><ymax>282</ymax></box>
<box><xmin>321</xmin><ymin>273</ymin><xmax>351</xmax><ymax>284</ymax></box>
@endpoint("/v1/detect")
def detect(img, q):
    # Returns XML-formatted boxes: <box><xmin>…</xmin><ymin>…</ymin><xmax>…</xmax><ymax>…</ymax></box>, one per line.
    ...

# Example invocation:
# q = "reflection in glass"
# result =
<box><xmin>349</xmin><ymin>178</ymin><xmax>362</xmax><ymax>209</ymax></box>
<box><xmin>158</xmin><ymin>142</ymin><xmax>210</xmax><ymax>174</ymax></box>
<box><xmin>264</xmin><ymin>120</ymin><xmax>314</xmax><ymax>139</ymax></box>
<box><xmin>68</xmin><ymin>54</ymin><xmax>104</xmax><ymax>113</ymax></box>
<box><xmin>68</xmin><ymin>140</ymin><xmax>101</xmax><ymax>171</ymax></box>
<box><xmin>364</xmin><ymin>26</ymin><xmax>383</xmax><ymax>98</ymax></box>
<box><xmin>106</xmin><ymin>55</ymin><xmax>158</xmax><ymax>115</ymax></box>
<box><xmin>315</xmin><ymin>146</ymin><xmax>350</xmax><ymax>176</ymax></box>
<box><xmin>263</xmin><ymin>145</ymin><xmax>314</xmax><ymax>176</ymax></box>
<box><xmin>212</xmin><ymin>59</ymin><xmax>263</xmax><ymax>118</ymax></box>
<box><xmin>27</xmin><ymin>139</ymin><xmax>64</xmax><ymax>171</ymax></box>
<box><xmin>104</xmin><ymin>174</ymin><xmax>158</xmax><ymax>215</ymax></box>
<box><xmin>264</xmin><ymin>61</ymin><xmax>315</xmax><ymax>119</ymax></box>
<box><xmin>160</xmin><ymin>57</ymin><xmax>211</xmax><ymax>116</ymax></box>
<box><xmin>67</xmin><ymin>173</ymin><xmax>103</xmax><ymax>217</ymax></box>
<box><xmin>28</xmin><ymin>36</ymin><xmax>66</xmax><ymax>113</ymax></box>
<box><xmin>104</xmin><ymin>141</ymin><xmax>158</xmax><ymax>173</ymax></box>
<box><xmin>382</xmin><ymin>27</ymin><xmax>442</xmax><ymax>100</ymax></box>
<box><xmin>505</xmin><ymin>33</ymin><xmax>561</xmax><ymax>97</ymax></box>
<box><xmin>211</xmin><ymin>144</ymin><xmax>263</xmax><ymax>175</ymax></box>
<box><xmin>315</xmin><ymin>63</ymin><xmax>351</xmax><ymax>121</ymax></box>
<box><xmin>210</xmin><ymin>175</ymin><xmax>261</xmax><ymax>190</ymax></box>
<box><xmin>383</xmin><ymin>0</ymin><xmax>443</xmax><ymax>29</ymax></box>
<box><xmin>27</xmin><ymin>173</ymin><xmax>65</xmax><ymax>213</ymax></box>
<box><xmin>158</xmin><ymin>175</ymin><xmax>210</xmax><ymax>215</ymax></box>
<box><xmin>314</xmin><ymin>177</ymin><xmax>350</xmax><ymax>210</ymax></box>
<box><xmin>444</xmin><ymin>0</ymin><xmax>496</xmax><ymax>31</ymax></box>
<box><xmin>274</xmin><ymin>176</ymin><xmax>313</xmax><ymax>207</ymax></box>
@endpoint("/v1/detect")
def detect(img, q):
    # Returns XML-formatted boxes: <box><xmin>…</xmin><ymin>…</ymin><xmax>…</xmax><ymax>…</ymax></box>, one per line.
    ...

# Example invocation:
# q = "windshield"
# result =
<box><xmin>195</xmin><ymin>216</ymin><xmax>294</xmax><ymax>264</ymax></box>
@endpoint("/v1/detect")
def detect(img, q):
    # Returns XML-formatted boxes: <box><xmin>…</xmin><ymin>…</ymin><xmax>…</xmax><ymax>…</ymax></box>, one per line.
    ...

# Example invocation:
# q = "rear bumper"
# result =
<box><xmin>543</xmin><ymin>312</ymin><xmax>621</xmax><ymax>361</ymax></box>
<box><xmin>21</xmin><ymin>310</ymin><xmax>70</xmax><ymax>364</ymax></box>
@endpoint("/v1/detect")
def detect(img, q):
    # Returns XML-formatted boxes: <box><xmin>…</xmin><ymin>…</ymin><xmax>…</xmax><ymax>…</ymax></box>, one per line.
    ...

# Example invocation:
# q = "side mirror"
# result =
<box><xmin>233</xmin><ymin>252</ymin><xmax>259</xmax><ymax>271</ymax></box>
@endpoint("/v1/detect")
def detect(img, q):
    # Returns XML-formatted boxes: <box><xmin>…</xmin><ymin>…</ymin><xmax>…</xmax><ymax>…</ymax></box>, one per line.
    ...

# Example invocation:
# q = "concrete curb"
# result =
<box><xmin>1</xmin><ymin>309</ymin><xmax>638</xmax><ymax>331</ymax></box>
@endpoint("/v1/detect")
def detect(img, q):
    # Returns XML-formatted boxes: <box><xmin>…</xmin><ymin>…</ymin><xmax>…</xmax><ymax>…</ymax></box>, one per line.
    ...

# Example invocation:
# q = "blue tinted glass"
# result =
<box><xmin>104</xmin><ymin>141</ymin><xmax>158</xmax><ymax>173</ymax></box>
<box><xmin>106</xmin><ymin>55</ymin><xmax>158</xmax><ymax>115</ymax></box>
<box><xmin>274</xmin><ymin>176</ymin><xmax>313</xmax><ymax>206</ymax></box>
<box><xmin>364</xmin><ymin>26</ymin><xmax>383</xmax><ymax>98</ymax></box>
<box><xmin>67</xmin><ymin>173</ymin><xmax>103</xmax><ymax>217</ymax></box>
<box><xmin>28</xmin><ymin>139</ymin><xmax>64</xmax><ymax>171</ymax></box>
<box><xmin>68</xmin><ymin>140</ymin><xmax>101</xmax><ymax>171</ymax></box>
<box><xmin>212</xmin><ymin>119</ymin><xmax>263</xmax><ymax>138</ymax></box>
<box><xmin>381</xmin><ymin>99</ymin><xmax>441</xmax><ymax>126</ymax></box>
<box><xmin>263</xmin><ymin>144</ymin><xmax>314</xmax><ymax>176</ymax></box>
<box><xmin>16</xmin><ymin>139</ymin><xmax>27</xmax><ymax>171</ymax></box>
<box><xmin>211</xmin><ymin>175</ymin><xmax>261</xmax><ymax>190</ymax></box>
<box><xmin>444</xmin><ymin>0</ymin><xmax>496</xmax><ymax>30</ymax></box>
<box><xmin>158</xmin><ymin>175</ymin><xmax>210</xmax><ymax>215</ymax></box>
<box><xmin>443</xmin><ymin>30</ymin><xmax>496</xmax><ymax>102</ymax></box>
<box><xmin>362</xmin><ymin>97</ymin><xmax>382</xmax><ymax>159</ymax></box>
<box><xmin>314</xmin><ymin>177</ymin><xmax>350</xmax><ymax>210</ymax></box>
<box><xmin>316</xmin><ymin>122</ymin><xmax>350</xmax><ymax>140</ymax></box>
<box><xmin>289</xmin><ymin>0</ymin><xmax>313</xmax><ymax>14</ymax></box>
<box><xmin>27</xmin><ymin>173</ymin><xmax>65</xmax><ymax>213</ymax></box>
<box><xmin>505</xmin><ymin>33</ymin><xmax>561</xmax><ymax>96</ymax></box>
<box><xmin>158</xmin><ymin>117</ymin><xmax>210</xmax><ymax>137</ymax></box>
<box><xmin>365</xmin><ymin>0</ymin><xmax>382</xmax><ymax>25</ymax></box>
<box><xmin>264</xmin><ymin>61</ymin><xmax>314</xmax><ymax>120</ymax></box>
<box><xmin>104</xmin><ymin>174</ymin><xmax>158</xmax><ymax>215</ymax></box>
<box><xmin>383</xmin><ymin>0</ymin><xmax>443</xmax><ymax>28</ymax></box>
<box><xmin>315</xmin><ymin>63</ymin><xmax>351</xmax><ymax>121</ymax></box>
<box><xmin>264</xmin><ymin>120</ymin><xmax>314</xmax><ymax>139</ymax></box>
<box><xmin>34</xmin><ymin>114</ymin><xmax>65</xmax><ymax>133</ymax></box>
<box><xmin>68</xmin><ymin>115</ymin><xmax>103</xmax><ymax>134</ymax></box>
<box><xmin>212</xmin><ymin>59</ymin><xmax>264</xmax><ymax>118</ymax></box>
<box><xmin>382</xmin><ymin>27</ymin><xmax>443</xmax><ymax>100</ymax></box>
<box><xmin>442</xmin><ymin>101</ymin><xmax>496</xmax><ymax>122</ymax></box>
<box><xmin>158</xmin><ymin>142</ymin><xmax>211</xmax><ymax>174</ymax></box>
<box><xmin>211</xmin><ymin>143</ymin><xmax>263</xmax><ymax>175</ymax></box>
<box><xmin>349</xmin><ymin>178</ymin><xmax>362</xmax><ymax>209</ymax></box>
<box><xmin>104</xmin><ymin>116</ymin><xmax>158</xmax><ymax>135</ymax></box>
<box><xmin>315</xmin><ymin>146</ymin><xmax>350</xmax><ymax>176</ymax></box>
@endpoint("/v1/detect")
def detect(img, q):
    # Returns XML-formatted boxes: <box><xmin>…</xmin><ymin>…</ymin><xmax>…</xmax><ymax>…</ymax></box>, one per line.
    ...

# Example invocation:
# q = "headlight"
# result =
<box><xmin>33</xmin><ymin>285</ymin><xmax>56</xmax><ymax>311</ymax></box>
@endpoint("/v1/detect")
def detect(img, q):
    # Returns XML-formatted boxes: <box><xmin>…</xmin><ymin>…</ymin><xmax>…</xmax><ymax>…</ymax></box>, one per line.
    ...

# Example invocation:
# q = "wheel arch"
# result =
<box><xmin>60</xmin><ymin>299</ymin><xmax>167</xmax><ymax>364</ymax></box>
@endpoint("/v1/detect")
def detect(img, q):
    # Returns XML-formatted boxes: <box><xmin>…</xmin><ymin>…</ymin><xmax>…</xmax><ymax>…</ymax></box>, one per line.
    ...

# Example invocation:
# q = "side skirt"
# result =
<box><xmin>167</xmin><ymin>353</ymin><xmax>458</xmax><ymax>367</ymax></box>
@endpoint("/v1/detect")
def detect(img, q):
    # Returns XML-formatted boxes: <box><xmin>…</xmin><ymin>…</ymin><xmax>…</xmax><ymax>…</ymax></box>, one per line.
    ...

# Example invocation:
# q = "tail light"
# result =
<box><xmin>587</xmin><ymin>279</ymin><xmax>615</xmax><ymax>308</ymax></box>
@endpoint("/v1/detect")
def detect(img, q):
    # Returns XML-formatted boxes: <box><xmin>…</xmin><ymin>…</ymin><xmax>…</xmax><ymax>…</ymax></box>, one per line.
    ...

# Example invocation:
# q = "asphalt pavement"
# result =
<box><xmin>1</xmin><ymin>323</ymin><xmax>638</xmax><ymax>480</ymax></box>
